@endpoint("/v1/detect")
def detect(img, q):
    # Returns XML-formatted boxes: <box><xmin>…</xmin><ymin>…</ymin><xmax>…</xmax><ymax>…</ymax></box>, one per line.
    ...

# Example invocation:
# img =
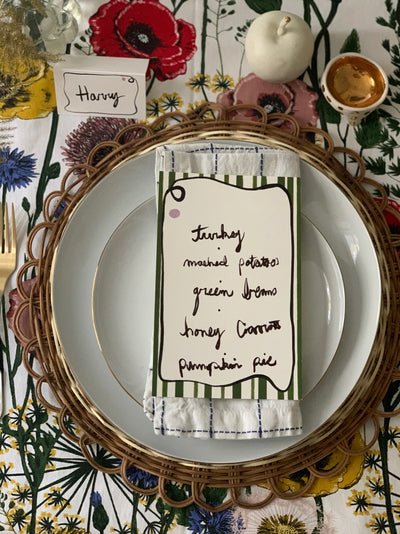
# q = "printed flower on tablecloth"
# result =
<box><xmin>188</xmin><ymin>506</ymin><xmax>245</xmax><ymax>534</ymax></box>
<box><xmin>61</xmin><ymin>117</ymin><xmax>145</xmax><ymax>176</ymax></box>
<box><xmin>11</xmin><ymin>483</ymin><xmax>32</xmax><ymax>505</ymax></box>
<box><xmin>125</xmin><ymin>466</ymin><xmax>159</xmax><ymax>490</ymax></box>
<box><xmin>347</xmin><ymin>488</ymin><xmax>373</xmax><ymax>516</ymax></box>
<box><xmin>255</xmin><ymin>432</ymin><xmax>365</xmax><ymax>500</ymax></box>
<box><xmin>89</xmin><ymin>0</ymin><xmax>197</xmax><ymax>81</ymax></box>
<box><xmin>0</xmin><ymin>147</ymin><xmax>37</xmax><ymax>191</ymax></box>
<box><xmin>0</xmin><ymin>3</ymin><xmax>58</xmax><ymax>121</ymax></box>
<box><xmin>374</xmin><ymin>197</ymin><xmax>400</xmax><ymax>235</ymax></box>
<box><xmin>7</xmin><ymin>277</ymin><xmax>38</xmax><ymax>353</ymax></box>
<box><xmin>216</xmin><ymin>73</ymin><xmax>319</xmax><ymax>128</ymax></box>
<box><xmin>0</xmin><ymin>59</ymin><xmax>56</xmax><ymax>120</ymax></box>
<box><xmin>240</xmin><ymin>496</ymin><xmax>325</xmax><ymax>534</ymax></box>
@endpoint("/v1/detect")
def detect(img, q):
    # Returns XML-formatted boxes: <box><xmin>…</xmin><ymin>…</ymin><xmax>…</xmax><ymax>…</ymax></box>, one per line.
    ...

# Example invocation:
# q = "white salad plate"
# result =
<box><xmin>51</xmin><ymin>144</ymin><xmax>381</xmax><ymax>464</ymax></box>
<box><xmin>92</xmin><ymin>199</ymin><xmax>345</xmax><ymax>401</ymax></box>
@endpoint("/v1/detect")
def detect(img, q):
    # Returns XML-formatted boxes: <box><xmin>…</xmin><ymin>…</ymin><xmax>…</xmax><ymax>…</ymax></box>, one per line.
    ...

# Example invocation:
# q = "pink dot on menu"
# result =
<box><xmin>169</xmin><ymin>209</ymin><xmax>180</xmax><ymax>218</ymax></box>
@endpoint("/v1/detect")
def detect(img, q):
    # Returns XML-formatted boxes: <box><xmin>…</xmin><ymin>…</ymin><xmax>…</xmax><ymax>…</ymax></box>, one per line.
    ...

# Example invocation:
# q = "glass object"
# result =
<box><xmin>51</xmin><ymin>0</ymin><xmax>82</xmax><ymax>23</ymax></box>
<box><xmin>23</xmin><ymin>0</ymin><xmax>79</xmax><ymax>54</ymax></box>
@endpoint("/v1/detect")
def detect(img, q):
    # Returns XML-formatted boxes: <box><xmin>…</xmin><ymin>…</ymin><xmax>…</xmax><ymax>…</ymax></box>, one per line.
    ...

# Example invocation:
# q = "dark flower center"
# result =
<box><xmin>258</xmin><ymin>94</ymin><xmax>287</xmax><ymax>114</ymax></box>
<box><xmin>124</xmin><ymin>22</ymin><xmax>161</xmax><ymax>54</ymax></box>
<box><xmin>0</xmin><ymin>74</ymin><xmax>21</xmax><ymax>100</ymax></box>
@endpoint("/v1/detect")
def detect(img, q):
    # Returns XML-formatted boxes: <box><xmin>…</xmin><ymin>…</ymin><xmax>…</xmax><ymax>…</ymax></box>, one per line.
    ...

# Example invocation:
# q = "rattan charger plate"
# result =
<box><xmin>15</xmin><ymin>104</ymin><xmax>400</xmax><ymax>510</ymax></box>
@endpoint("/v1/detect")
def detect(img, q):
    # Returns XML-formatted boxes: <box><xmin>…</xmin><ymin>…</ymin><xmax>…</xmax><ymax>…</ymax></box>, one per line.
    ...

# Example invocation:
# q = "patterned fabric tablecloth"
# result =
<box><xmin>1</xmin><ymin>0</ymin><xmax>400</xmax><ymax>532</ymax></box>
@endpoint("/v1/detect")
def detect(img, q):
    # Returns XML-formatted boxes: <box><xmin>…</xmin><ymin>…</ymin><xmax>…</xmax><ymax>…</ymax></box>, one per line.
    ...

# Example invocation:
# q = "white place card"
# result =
<box><xmin>53</xmin><ymin>55</ymin><xmax>148</xmax><ymax>119</ymax></box>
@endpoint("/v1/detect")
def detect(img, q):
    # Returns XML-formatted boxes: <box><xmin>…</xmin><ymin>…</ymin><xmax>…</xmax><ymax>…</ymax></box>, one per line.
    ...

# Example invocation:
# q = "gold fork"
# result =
<box><xmin>0</xmin><ymin>203</ymin><xmax>17</xmax><ymax>296</ymax></box>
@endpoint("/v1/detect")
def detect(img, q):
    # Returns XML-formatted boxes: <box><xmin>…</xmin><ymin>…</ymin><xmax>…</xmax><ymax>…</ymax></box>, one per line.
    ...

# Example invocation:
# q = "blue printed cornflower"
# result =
<box><xmin>0</xmin><ymin>147</ymin><xmax>37</xmax><ymax>191</ymax></box>
<box><xmin>125</xmin><ymin>465</ymin><xmax>159</xmax><ymax>489</ymax></box>
<box><xmin>90</xmin><ymin>491</ymin><xmax>102</xmax><ymax>508</ymax></box>
<box><xmin>188</xmin><ymin>505</ymin><xmax>244</xmax><ymax>534</ymax></box>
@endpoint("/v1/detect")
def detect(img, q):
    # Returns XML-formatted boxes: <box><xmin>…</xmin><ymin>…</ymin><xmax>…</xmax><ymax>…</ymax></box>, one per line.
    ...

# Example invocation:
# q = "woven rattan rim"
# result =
<box><xmin>15</xmin><ymin>104</ymin><xmax>400</xmax><ymax>510</ymax></box>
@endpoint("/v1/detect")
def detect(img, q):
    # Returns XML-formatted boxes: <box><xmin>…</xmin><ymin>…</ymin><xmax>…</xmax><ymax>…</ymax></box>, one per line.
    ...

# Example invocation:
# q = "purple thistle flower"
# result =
<box><xmin>61</xmin><ymin>117</ymin><xmax>145</xmax><ymax>176</ymax></box>
<box><xmin>0</xmin><ymin>147</ymin><xmax>37</xmax><ymax>191</ymax></box>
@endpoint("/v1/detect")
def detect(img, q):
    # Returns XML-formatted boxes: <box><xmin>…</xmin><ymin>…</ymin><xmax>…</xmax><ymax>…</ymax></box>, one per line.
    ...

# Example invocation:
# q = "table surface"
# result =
<box><xmin>1</xmin><ymin>0</ymin><xmax>400</xmax><ymax>533</ymax></box>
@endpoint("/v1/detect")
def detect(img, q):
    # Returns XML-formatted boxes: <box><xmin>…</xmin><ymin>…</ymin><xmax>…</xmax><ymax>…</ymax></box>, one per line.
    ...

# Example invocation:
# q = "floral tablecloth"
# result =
<box><xmin>1</xmin><ymin>0</ymin><xmax>400</xmax><ymax>532</ymax></box>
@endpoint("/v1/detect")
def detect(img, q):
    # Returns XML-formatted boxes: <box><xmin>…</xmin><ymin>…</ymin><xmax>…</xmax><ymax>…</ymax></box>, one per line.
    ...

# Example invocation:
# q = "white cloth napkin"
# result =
<box><xmin>143</xmin><ymin>142</ymin><xmax>303</xmax><ymax>439</ymax></box>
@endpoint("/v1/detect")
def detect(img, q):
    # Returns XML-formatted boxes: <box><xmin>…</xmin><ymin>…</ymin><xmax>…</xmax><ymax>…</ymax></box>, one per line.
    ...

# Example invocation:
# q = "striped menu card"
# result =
<box><xmin>152</xmin><ymin>171</ymin><xmax>301</xmax><ymax>400</ymax></box>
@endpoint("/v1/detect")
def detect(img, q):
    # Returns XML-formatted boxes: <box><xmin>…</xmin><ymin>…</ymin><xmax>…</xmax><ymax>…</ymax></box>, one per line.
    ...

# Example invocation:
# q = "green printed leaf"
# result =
<box><xmin>340</xmin><ymin>29</ymin><xmax>361</xmax><ymax>53</ymax></box>
<box><xmin>174</xmin><ymin>504</ymin><xmax>194</xmax><ymax>528</ymax></box>
<box><xmin>392</xmin><ymin>90</ymin><xmax>400</xmax><ymax>104</ymax></box>
<box><xmin>387</xmin><ymin>117</ymin><xmax>400</xmax><ymax>135</ymax></box>
<box><xmin>390</xmin><ymin>184</ymin><xmax>400</xmax><ymax>197</ymax></box>
<box><xmin>93</xmin><ymin>504</ymin><xmax>109</xmax><ymax>532</ymax></box>
<box><xmin>203</xmin><ymin>486</ymin><xmax>228</xmax><ymax>505</ymax></box>
<box><xmin>379</xmin><ymin>136</ymin><xmax>397</xmax><ymax>158</ymax></box>
<box><xmin>156</xmin><ymin>498</ymin><xmax>166</xmax><ymax>515</ymax></box>
<box><xmin>376</xmin><ymin>15</ymin><xmax>392</xmax><ymax>28</ymax></box>
<box><xmin>164</xmin><ymin>481</ymin><xmax>190</xmax><ymax>504</ymax></box>
<box><xmin>244</xmin><ymin>0</ymin><xmax>282</xmax><ymax>13</ymax></box>
<box><xmin>47</xmin><ymin>161</ymin><xmax>60</xmax><ymax>180</ymax></box>
<box><xmin>354</xmin><ymin>113</ymin><xmax>387</xmax><ymax>148</ymax></box>
<box><xmin>382</xmin><ymin>38</ymin><xmax>391</xmax><ymax>52</ymax></box>
<box><xmin>388</xmin><ymin>157</ymin><xmax>400</xmax><ymax>175</ymax></box>
<box><xmin>22</xmin><ymin>196</ymin><xmax>30</xmax><ymax>213</ymax></box>
<box><xmin>364</xmin><ymin>156</ymin><xmax>387</xmax><ymax>175</ymax></box>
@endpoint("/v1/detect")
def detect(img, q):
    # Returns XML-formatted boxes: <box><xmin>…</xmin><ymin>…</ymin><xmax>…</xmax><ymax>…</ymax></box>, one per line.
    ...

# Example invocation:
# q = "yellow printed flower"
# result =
<box><xmin>0</xmin><ymin>431</ymin><xmax>11</xmax><ymax>453</ymax></box>
<box><xmin>186</xmin><ymin>101</ymin><xmax>202</xmax><ymax>112</ymax></box>
<box><xmin>147</xmin><ymin>98</ymin><xmax>163</xmax><ymax>117</ymax></box>
<box><xmin>62</xmin><ymin>512</ymin><xmax>86</xmax><ymax>531</ymax></box>
<box><xmin>8</xmin><ymin>506</ymin><xmax>29</xmax><ymax>531</ymax></box>
<box><xmin>111</xmin><ymin>522</ymin><xmax>131</xmax><ymax>532</ymax></box>
<box><xmin>186</xmin><ymin>73</ymin><xmax>211</xmax><ymax>92</ymax></box>
<box><xmin>160</xmin><ymin>92</ymin><xmax>183</xmax><ymax>112</ymax></box>
<box><xmin>366</xmin><ymin>475</ymin><xmax>389</xmax><ymax>500</ymax></box>
<box><xmin>37</xmin><ymin>510</ymin><xmax>58</xmax><ymax>532</ymax></box>
<box><xmin>364</xmin><ymin>449</ymin><xmax>381</xmax><ymax>472</ymax></box>
<box><xmin>0</xmin><ymin>58</ymin><xmax>56</xmax><ymax>120</ymax></box>
<box><xmin>11</xmin><ymin>483</ymin><xmax>32</xmax><ymax>504</ymax></box>
<box><xmin>0</xmin><ymin>462</ymin><xmax>14</xmax><ymax>487</ymax></box>
<box><xmin>384</xmin><ymin>425</ymin><xmax>400</xmax><ymax>447</ymax></box>
<box><xmin>366</xmin><ymin>512</ymin><xmax>389</xmax><ymax>533</ymax></box>
<box><xmin>211</xmin><ymin>72</ymin><xmax>234</xmax><ymax>93</ymax></box>
<box><xmin>8</xmin><ymin>405</ymin><xmax>28</xmax><ymax>430</ymax></box>
<box><xmin>45</xmin><ymin>486</ymin><xmax>70</xmax><ymax>510</ymax></box>
<box><xmin>258</xmin><ymin>432</ymin><xmax>365</xmax><ymax>497</ymax></box>
<box><xmin>347</xmin><ymin>488</ymin><xmax>372</xmax><ymax>516</ymax></box>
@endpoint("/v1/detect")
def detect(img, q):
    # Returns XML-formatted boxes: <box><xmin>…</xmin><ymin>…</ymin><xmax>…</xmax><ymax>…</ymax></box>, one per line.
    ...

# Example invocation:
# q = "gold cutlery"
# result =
<box><xmin>0</xmin><ymin>202</ymin><xmax>17</xmax><ymax>416</ymax></box>
<box><xmin>0</xmin><ymin>203</ymin><xmax>17</xmax><ymax>296</ymax></box>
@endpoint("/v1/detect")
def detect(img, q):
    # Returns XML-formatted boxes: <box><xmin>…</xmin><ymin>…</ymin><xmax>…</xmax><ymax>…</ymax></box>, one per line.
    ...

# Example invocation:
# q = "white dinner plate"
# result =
<box><xmin>92</xmin><ymin>199</ymin><xmax>345</xmax><ymax>401</ymax></box>
<box><xmin>51</xmin><ymin>143</ymin><xmax>381</xmax><ymax>464</ymax></box>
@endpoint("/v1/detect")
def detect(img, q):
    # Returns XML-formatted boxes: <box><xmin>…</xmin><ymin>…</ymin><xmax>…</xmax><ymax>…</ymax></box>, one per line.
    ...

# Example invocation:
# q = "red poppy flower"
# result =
<box><xmin>374</xmin><ymin>197</ymin><xmax>400</xmax><ymax>233</ymax></box>
<box><xmin>89</xmin><ymin>0</ymin><xmax>197</xmax><ymax>81</ymax></box>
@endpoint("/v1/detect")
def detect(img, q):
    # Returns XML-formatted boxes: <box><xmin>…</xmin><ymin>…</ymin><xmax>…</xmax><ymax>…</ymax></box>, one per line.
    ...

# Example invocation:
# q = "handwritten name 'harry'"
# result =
<box><xmin>75</xmin><ymin>85</ymin><xmax>124</xmax><ymax>109</ymax></box>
